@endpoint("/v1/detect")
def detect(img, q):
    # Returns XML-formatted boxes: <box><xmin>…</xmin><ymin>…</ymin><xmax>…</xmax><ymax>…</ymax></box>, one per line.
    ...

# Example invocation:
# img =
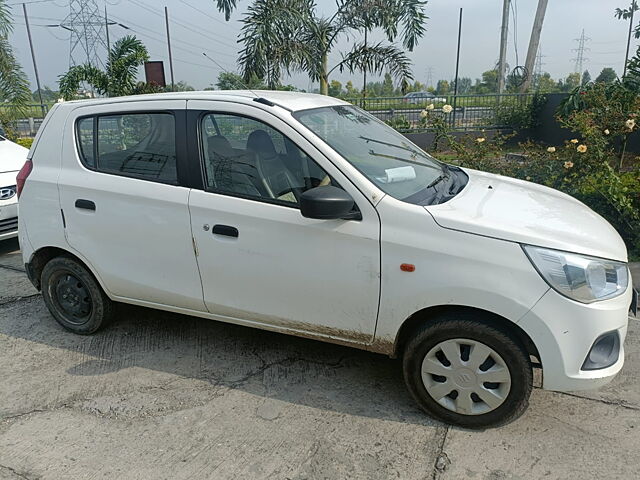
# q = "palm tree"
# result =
<box><xmin>237</xmin><ymin>0</ymin><xmax>427</xmax><ymax>95</ymax></box>
<box><xmin>0</xmin><ymin>1</ymin><xmax>32</xmax><ymax>135</ymax></box>
<box><xmin>59</xmin><ymin>36</ymin><xmax>157</xmax><ymax>100</ymax></box>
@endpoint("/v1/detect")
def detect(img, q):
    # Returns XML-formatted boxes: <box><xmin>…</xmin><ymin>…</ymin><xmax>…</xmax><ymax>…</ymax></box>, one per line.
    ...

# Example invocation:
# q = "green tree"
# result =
<box><xmin>59</xmin><ymin>36</ymin><xmax>152</xmax><ymax>100</ymax></box>
<box><xmin>595</xmin><ymin>67</ymin><xmax>618</xmax><ymax>84</ymax></box>
<box><xmin>172</xmin><ymin>80</ymin><xmax>195</xmax><ymax>92</ymax></box>
<box><xmin>476</xmin><ymin>69</ymin><xmax>498</xmax><ymax>93</ymax></box>
<box><xmin>435</xmin><ymin>79</ymin><xmax>449</xmax><ymax>95</ymax></box>
<box><xmin>0</xmin><ymin>1</ymin><xmax>32</xmax><ymax>135</ymax></box>
<box><xmin>328</xmin><ymin>79</ymin><xmax>343</xmax><ymax>97</ymax></box>
<box><xmin>581</xmin><ymin>70</ymin><xmax>591</xmax><ymax>85</ymax></box>
<box><xmin>410</xmin><ymin>80</ymin><xmax>425</xmax><ymax>92</ymax></box>
<box><xmin>454</xmin><ymin>77</ymin><xmax>472</xmax><ymax>94</ymax></box>
<box><xmin>535</xmin><ymin>72</ymin><xmax>557</xmax><ymax>93</ymax></box>
<box><xmin>564</xmin><ymin>72</ymin><xmax>581</xmax><ymax>91</ymax></box>
<box><xmin>382</xmin><ymin>72</ymin><xmax>394</xmax><ymax>95</ymax></box>
<box><xmin>345</xmin><ymin>80</ymin><xmax>358</xmax><ymax>96</ymax></box>
<box><xmin>238</xmin><ymin>0</ymin><xmax>427</xmax><ymax>95</ymax></box>
<box><xmin>215</xmin><ymin>71</ymin><xmax>265</xmax><ymax>90</ymax></box>
<box><xmin>32</xmin><ymin>86</ymin><xmax>59</xmax><ymax>103</ymax></box>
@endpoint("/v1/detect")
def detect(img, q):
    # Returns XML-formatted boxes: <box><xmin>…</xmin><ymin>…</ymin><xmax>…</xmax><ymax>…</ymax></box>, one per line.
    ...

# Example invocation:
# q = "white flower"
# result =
<box><xmin>420</xmin><ymin>110</ymin><xmax>429</xmax><ymax>118</ymax></box>
<box><xmin>442</xmin><ymin>104</ymin><xmax>453</xmax><ymax>114</ymax></box>
<box><xmin>426</xmin><ymin>103</ymin><xmax>435</xmax><ymax>110</ymax></box>
<box><xmin>546</xmin><ymin>146</ymin><xmax>556</xmax><ymax>153</ymax></box>
<box><xmin>577</xmin><ymin>144</ymin><xmax>587</xmax><ymax>153</ymax></box>
<box><xmin>604</xmin><ymin>129</ymin><xmax>610</xmax><ymax>135</ymax></box>
<box><xmin>476</xmin><ymin>137</ymin><xmax>486</xmax><ymax>143</ymax></box>
<box><xmin>626</xmin><ymin>119</ymin><xmax>635</xmax><ymax>131</ymax></box>
<box><xmin>564</xmin><ymin>161</ymin><xmax>574</xmax><ymax>169</ymax></box>
<box><xmin>570</xmin><ymin>139</ymin><xmax>579</xmax><ymax>144</ymax></box>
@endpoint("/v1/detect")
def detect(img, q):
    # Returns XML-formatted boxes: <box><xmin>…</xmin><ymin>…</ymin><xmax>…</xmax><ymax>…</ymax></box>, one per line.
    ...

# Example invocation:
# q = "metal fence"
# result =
<box><xmin>5</xmin><ymin>94</ymin><xmax>539</xmax><ymax>138</ymax></box>
<box><xmin>0</xmin><ymin>104</ymin><xmax>49</xmax><ymax>138</ymax></box>
<box><xmin>345</xmin><ymin>93</ymin><xmax>539</xmax><ymax>132</ymax></box>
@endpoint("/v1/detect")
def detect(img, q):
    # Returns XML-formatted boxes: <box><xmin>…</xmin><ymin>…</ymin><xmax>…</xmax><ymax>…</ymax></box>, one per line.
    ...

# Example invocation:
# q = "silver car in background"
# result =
<box><xmin>0</xmin><ymin>133</ymin><xmax>28</xmax><ymax>240</ymax></box>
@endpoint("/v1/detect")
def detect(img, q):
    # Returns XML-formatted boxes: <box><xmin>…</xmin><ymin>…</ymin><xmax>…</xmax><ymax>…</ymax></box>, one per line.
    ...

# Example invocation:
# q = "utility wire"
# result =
<box><xmin>127</xmin><ymin>0</ymin><xmax>237</xmax><ymax>49</ymax></box>
<box><xmin>108</xmin><ymin>13</ymin><xmax>237</xmax><ymax>61</ymax></box>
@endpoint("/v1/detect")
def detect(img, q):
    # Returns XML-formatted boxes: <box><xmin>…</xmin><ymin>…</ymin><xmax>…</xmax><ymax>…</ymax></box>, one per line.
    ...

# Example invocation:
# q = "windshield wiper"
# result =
<box><xmin>426</xmin><ymin>172</ymin><xmax>449</xmax><ymax>189</ymax></box>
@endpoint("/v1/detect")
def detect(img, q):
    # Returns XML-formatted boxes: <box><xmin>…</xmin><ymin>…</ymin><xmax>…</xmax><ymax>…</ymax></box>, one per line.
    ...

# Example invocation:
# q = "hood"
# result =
<box><xmin>0</xmin><ymin>138</ymin><xmax>29</xmax><ymax>173</ymax></box>
<box><xmin>426</xmin><ymin>168</ymin><xmax>628</xmax><ymax>262</ymax></box>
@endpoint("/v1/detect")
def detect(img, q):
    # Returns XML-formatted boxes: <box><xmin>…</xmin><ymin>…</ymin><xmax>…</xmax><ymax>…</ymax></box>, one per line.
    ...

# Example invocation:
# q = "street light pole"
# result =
<box><xmin>22</xmin><ymin>3</ymin><xmax>44</xmax><ymax>116</ymax></box>
<box><xmin>164</xmin><ymin>6</ymin><xmax>175</xmax><ymax>92</ymax></box>
<box><xmin>623</xmin><ymin>0</ymin><xmax>637</xmax><ymax>77</ymax></box>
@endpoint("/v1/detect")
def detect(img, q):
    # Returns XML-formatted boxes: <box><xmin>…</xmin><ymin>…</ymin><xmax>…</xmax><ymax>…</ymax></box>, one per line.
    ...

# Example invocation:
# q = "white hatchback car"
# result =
<box><xmin>17</xmin><ymin>91</ymin><xmax>637</xmax><ymax>428</ymax></box>
<box><xmin>0</xmin><ymin>133</ymin><xmax>28</xmax><ymax>240</ymax></box>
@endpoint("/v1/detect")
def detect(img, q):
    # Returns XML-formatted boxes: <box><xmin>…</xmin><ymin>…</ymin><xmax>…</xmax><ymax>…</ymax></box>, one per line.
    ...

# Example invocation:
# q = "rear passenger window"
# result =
<box><xmin>77</xmin><ymin>113</ymin><xmax>177</xmax><ymax>184</ymax></box>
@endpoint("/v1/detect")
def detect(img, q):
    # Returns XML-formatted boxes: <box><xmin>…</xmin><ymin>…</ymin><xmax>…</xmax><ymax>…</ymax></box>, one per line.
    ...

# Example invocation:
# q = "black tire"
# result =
<box><xmin>403</xmin><ymin>312</ymin><xmax>532</xmax><ymax>429</ymax></box>
<box><xmin>41</xmin><ymin>256</ymin><xmax>113</xmax><ymax>334</ymax></box>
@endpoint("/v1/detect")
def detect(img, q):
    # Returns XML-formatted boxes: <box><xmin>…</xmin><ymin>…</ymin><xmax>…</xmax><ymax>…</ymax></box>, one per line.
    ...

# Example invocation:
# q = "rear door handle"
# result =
<box><xmin>75</xmin><ymin>199</ymin><xmax>96</xmax><ymax>211</ymax></box>
<box><xmin>212</xmin><ymin>224</ymin><xmax>238</xmax><ymax>238</ymax></box>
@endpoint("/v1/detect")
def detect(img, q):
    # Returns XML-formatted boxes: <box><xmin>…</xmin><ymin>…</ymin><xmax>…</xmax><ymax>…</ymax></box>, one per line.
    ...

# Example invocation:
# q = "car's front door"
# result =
<box><xmin>187</xmin><ymin>101</ymin><xmax>381</xmax><ymax>344</ymax></box>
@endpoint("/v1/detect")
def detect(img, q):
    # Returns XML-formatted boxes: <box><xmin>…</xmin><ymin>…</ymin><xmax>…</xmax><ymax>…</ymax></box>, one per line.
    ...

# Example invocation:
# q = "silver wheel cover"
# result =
<box><xmin>421</xmin><ymin>338</ymin><xmax>512</xmax><ymax>416</ymax></box>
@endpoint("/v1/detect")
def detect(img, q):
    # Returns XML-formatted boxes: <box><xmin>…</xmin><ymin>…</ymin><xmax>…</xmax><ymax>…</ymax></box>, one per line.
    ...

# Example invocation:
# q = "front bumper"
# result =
<box><xmin>518</xmin><ymin>284</ymin><xmax>632</xmax><ymax>392</ymax></box>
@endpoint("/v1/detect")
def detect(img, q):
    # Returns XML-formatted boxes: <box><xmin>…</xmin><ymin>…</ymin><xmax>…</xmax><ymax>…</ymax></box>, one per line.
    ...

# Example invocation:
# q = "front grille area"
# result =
<box><xmin>0</xmin><ymin>216</ymin><xmax>18</xmax><ymax>234</ymax></box>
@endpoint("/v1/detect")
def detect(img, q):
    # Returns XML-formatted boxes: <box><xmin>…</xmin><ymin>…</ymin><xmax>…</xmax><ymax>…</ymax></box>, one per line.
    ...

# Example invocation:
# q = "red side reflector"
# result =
<box><xmin>16</xmin><ymin>160</ymin><xmax>33</xmax><ymax>199</ymax></box>
<box><xmin>400</xmin><ymin>263</ymin><xmax>415</xmax><ymax>272</ymax></box>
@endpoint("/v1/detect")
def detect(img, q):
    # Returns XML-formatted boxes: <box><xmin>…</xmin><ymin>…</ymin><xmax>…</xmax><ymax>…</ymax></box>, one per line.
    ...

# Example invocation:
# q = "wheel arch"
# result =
<box><xmin>27</xmin><ymin>246</ymin><xmax>109</xmax><ymax>297</ymax></box>
<box><xmin>392</xmin><ymin>305</ymin><xmax>541</xmax><ymax>365</ymax></box>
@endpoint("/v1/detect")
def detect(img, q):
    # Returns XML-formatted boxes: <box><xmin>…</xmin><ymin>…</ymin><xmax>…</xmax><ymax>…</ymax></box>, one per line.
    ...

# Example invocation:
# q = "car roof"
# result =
<box><xmin>59</xmin><ymin>90</ymin><xmax>349</xmax><ymax>113</ymax></box>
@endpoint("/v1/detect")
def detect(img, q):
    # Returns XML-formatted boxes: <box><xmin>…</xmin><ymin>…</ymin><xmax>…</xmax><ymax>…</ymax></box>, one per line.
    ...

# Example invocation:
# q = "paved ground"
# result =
<box><xmin>0</xmin><ymin>237</ymin><xmax>638</xmax><ymax>480</ymax></box>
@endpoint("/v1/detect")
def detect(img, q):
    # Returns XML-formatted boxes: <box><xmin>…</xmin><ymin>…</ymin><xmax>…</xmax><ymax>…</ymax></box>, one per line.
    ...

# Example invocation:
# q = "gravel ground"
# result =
<box><xmin>1</xmin><ymin>237</ymin><xmax>639</xmax><ymax>480</ymax></box>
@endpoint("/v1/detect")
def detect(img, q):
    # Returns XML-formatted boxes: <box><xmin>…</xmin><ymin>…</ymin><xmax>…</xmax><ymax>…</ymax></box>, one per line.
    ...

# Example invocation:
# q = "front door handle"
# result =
<box><xmin>212</xmin><ymin>224</ymin><xmax>238</xmax><ymax>238</ymax></box>
<box><xmin>75</xmin><ymin>199</ymin><xmax>96</xmax><ymax>211</ymax></box>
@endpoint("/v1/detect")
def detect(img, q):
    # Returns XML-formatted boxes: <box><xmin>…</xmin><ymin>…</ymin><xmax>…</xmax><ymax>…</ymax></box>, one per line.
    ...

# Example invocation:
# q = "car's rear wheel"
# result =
<box><xmin>403</xmin><ymin>313</ymin><xmax>532</xmax><ymax>429</ymax></box>
<box><xmin>41</xmin><ymin>256</ymin><xmax>112</xmax><ymax>334</ymax></box>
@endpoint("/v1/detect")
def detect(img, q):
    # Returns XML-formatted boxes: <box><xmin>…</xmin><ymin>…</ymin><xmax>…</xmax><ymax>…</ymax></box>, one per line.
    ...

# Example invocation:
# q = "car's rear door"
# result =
<box><xmin>186</xmin><ymin>100</ymin><xmax>381</xmax><ymax>344</ymax></box>
<box><xmin>59</xmin><ymin>100</ymin><xmax>206</xmax><ymax>311</ymax></box>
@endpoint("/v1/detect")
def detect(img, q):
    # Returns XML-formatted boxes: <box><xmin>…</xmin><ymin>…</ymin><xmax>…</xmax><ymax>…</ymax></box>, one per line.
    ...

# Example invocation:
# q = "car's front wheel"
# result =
<box><xmin>41</xmin><ymin>256</ymin><xmax>112</xmax><ymax>334</ymax></box>
<box><xmin>403</xmin><ymin>313</ymin><xmax>533</xmax><ymax>429</ymax></box>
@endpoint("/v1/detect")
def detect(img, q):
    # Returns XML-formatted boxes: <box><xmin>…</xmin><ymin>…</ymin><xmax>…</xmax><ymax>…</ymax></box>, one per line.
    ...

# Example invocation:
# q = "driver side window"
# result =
<box><xmin>200</xmin><ymin>113</ymin><xmax>330</xmax><ymax>206</ymax></box>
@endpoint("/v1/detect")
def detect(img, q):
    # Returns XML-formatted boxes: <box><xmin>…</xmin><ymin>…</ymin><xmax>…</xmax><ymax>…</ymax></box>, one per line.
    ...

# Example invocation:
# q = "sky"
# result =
<box><xmin>8</xmin><ymin>0</ymin><xmax>637</xmax><ymax>93</ymax></box>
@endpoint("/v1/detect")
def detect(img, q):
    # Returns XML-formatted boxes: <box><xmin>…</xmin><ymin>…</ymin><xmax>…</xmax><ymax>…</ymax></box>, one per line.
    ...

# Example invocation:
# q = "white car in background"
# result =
<box><xmin>0</xmin><ymin>133</ymin><xmax>28</xmax><ymax>240</ymax></box>
<box><xmin>403</xmin><ymin>91</ymin><xmax>447</xmax><ymax>104</ymax></box>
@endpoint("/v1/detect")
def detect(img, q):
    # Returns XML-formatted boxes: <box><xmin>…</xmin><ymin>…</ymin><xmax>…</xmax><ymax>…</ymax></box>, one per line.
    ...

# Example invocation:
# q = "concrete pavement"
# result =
<box><xmin>1</xmin><ymin>238</ymin><xmax>639</xmax><ymax>479</ymax></box>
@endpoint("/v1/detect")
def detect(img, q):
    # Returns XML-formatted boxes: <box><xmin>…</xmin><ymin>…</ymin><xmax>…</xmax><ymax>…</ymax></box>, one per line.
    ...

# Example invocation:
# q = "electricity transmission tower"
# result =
<box><xmin>532</xmin><ymin>45</ymin><xmax>546</xmax><ymax>89</ymax></box>
<box><xmin>572</xmin><ymin>29</ymin><xmax>590</xmax><ymax>73</ymax></box>
<box><xmin>425</xmin><ymin>67</ymin><xmax>434</xmax><ymax>88</ymax></box>
<box><xmin>60</xmin><ymin>0</ymin><xmax>109</xmax><ymax>68</ymax></box>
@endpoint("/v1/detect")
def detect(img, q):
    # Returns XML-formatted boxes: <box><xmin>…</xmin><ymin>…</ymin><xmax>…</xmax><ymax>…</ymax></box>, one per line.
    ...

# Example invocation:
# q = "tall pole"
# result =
<box><xmin>104</xmin><ymin>6</ymin><xmax>111</xmax><ymax>64</ymax></box>
<box><xmin>520</xmin><ymin>0</ymin><xmax>548</xmax><ymax>92</ymax></box>
<box><xmin>452</xmin><ymin>8</ymin><xmax>462</xmax><ymax>129</ymax></box>
<box><xmin>164</xmin><ymin>6</ymin><xmax>175</xmax><ymax>92</ymax></box>
<box><xmin>624</xmin><ymin>0</ymin><xmax>636</xmax><ymax>77</ymax></box>
<box><xmin>362</xmin><ymin>28</ymin><xmax>367</xmax><ymax>107</ymax></box>
<box><xmin>497</xmin><ymin>0</ymin><xmax>510</xmax><ymax>94</ymax></box>
<box><xmin>22</xmin><ymin>3</ymin><xmax>44</xmax><ymax>115</ymax></box>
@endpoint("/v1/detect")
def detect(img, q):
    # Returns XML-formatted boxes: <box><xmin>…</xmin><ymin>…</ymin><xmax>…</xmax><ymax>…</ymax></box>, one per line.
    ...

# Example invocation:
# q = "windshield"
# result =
<box><xmin>294</xmin><ymin>105</ymin><xmax>445</xmax><ymax>202</ymax></box>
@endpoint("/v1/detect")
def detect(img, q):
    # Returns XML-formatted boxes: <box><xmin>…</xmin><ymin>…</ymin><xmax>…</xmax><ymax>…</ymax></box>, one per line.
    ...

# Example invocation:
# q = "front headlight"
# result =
<box><xmin>523</xmin><ymin>245</ymin><xmax>628</xmax><ymax>303</ymax></box>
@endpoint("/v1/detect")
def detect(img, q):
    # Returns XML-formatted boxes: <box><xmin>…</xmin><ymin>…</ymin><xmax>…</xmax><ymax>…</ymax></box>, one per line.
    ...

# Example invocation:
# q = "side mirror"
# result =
<box><xmin>300</xmin><ymin>186</ymin><xmax>361</xmax><ymax>220</ymax></box>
